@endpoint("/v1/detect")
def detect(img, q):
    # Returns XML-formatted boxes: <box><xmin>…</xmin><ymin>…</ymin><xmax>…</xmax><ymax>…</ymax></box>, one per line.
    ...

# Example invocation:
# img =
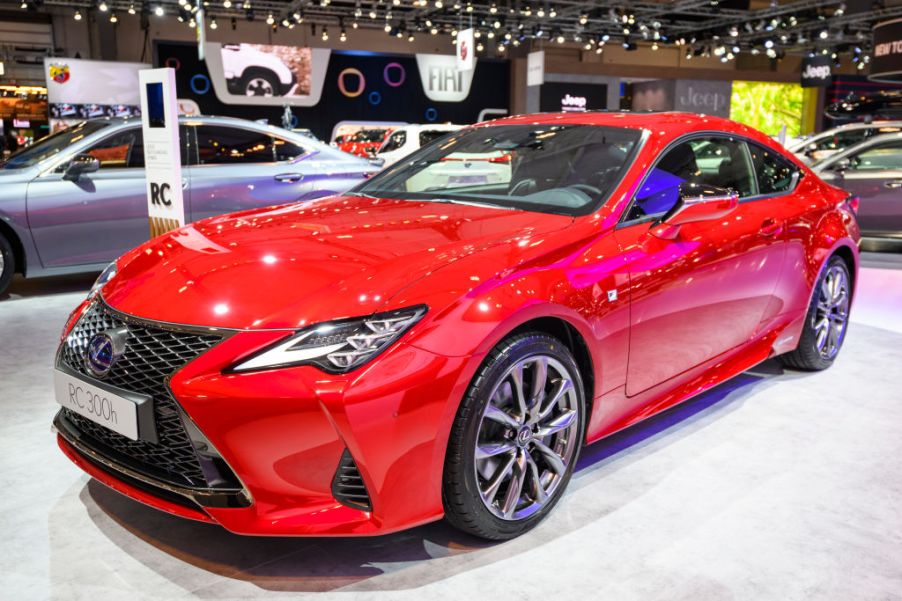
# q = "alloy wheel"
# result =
<box><xmin>813</xmin><ymin>264</ymin><xmax>849</xmax><ymax>360</ymax></box>
<box><xmin>246</xmin><ymin>78</ymin><xmax>275</xmax><ymax>96</ymax></box>
<box><xmin>474</xmin><ymin>354</ymin><xmax>580</xmax><ymax>521</ymax></box>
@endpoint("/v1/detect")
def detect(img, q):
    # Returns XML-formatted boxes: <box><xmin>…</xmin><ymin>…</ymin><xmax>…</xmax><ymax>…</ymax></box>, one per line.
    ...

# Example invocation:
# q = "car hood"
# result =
<box><xmin>102</xmin><ymin>195</ymin><xmax>574</xmax><ymax>330</ymax></box>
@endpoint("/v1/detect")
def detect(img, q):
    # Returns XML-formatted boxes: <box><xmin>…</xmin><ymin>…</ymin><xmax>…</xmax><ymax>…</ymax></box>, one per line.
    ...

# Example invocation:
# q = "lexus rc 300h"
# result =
<box><xmin>53</xmin><ymin>112</ymin><xmax>860</xmax><ymax>540</ymax></box>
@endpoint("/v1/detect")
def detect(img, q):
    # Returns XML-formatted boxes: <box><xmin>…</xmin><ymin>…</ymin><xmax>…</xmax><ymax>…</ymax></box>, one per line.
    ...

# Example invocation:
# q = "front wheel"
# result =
<box><xmin>443</xmin><ymin>332</ymin><xmax>585</xmax><ymax>540</ymax></box>
<box><xmin>779</xmin><ymin>255</ymin><xmax>851</xmax><ymax>371</ymax></box>
<box><xmin>0</xmin><ymin>232</ymin><xmax>14</xmax><ymax>297</ymax></box>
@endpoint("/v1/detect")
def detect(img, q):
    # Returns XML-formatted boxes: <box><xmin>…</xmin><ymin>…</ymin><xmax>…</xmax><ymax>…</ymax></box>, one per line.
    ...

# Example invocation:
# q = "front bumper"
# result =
<box><xmin>56</xmin><ymin>312</ymin><xmax>477</xmax><ymax>536</ymax></box>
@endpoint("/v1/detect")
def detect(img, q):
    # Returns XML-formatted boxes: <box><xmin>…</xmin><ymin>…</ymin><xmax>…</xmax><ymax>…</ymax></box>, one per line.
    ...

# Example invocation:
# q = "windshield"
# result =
<box><xmin>352</xmin><ymin>130</ymin><xmax>387</xmax><ymax>143</ymax></box>
<box><xmin>0</xmin><ymin>121</ymin><xmax>110</xmax><ymax>170</ymax></box>
<box><xmin>355</xmin><ymin>124</ymin><xmax>642</xmax><ymax>215</ymax></box>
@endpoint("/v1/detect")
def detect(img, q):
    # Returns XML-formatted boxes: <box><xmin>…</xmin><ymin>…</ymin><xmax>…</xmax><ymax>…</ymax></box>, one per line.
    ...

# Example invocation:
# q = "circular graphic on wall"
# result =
<box><xmin>337</xmin><ymin>68</ymin><xmax>366</xmax><ymax>98</ymax></box>
<box><xmin>164</xmin><ymin>57</ymin><xmax>181</xmax><ymax>70</ymax></box>
<box><xmin>190</xmin><ymin>74</ymin><xmax>210</xmax><ymax>95</ymax></box>
<box><xmin>383</xmin><ymin>62</ymin><xmax>406</xmax><ymax>88</ymax></box>
<box><xmin>424</xmin><ymin>107</ymin><xmax>438</xmax><ymax>122</ymax></box>
<box><xmin>368</xmin><ymin>91</ymin><xmax>382</xmax><ymax>106</ymax></box>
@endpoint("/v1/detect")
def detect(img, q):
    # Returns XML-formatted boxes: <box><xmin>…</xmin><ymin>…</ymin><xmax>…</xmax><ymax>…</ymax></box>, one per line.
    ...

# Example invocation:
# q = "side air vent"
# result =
<box><xmin>332</xmin><ymin>449</ymin><xmax>372</xmax><ymax>512</ymax></box>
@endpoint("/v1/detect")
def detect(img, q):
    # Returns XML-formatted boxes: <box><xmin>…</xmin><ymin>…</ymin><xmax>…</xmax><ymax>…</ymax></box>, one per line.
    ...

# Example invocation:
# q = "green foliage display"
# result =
<box><xmin>730</xmin><ymin>81</ymin><xmax>804</xmax><ymax>137</ymax></box>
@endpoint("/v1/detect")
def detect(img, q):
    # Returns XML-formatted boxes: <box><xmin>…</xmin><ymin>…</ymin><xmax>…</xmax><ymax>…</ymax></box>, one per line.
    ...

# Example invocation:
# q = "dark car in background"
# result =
<box><xmin>815</xmin><ymin>132</ymin><xmax>902</xmax><ymax>242</ymax></box>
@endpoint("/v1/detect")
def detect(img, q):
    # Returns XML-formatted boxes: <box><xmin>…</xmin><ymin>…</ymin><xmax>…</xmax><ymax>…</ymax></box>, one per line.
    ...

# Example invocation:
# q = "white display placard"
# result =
<box><xmin>138</xmin><ymin>68</ymin><xmax>185</xmax><ymax>237</ymax></box>
<box><xmin>527</xmin><ymin>51</ymin><xmax>545</xmax><ymax>87</ymax></box>
<box><xmin>456</xmin><ymin>28</ymin><xmax>475</xmax><ymax>72</ymax></box>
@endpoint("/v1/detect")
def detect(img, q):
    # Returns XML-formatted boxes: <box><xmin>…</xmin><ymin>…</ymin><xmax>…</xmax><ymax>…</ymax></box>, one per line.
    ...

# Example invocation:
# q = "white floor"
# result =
<box><xmin>1</xmin><ymin>255</ymin><xmax>901</xmax><ymax>601</ymax></box>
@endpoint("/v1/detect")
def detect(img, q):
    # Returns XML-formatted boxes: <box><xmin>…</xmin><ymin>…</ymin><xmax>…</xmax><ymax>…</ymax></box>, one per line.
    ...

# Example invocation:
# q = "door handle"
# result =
<box><xmin>274</xmin><ymin>173</ymin><xmax>304</xmax><ymax>183</ymax></box>
<box><xmin>760</xmin><ymin>219</ymin><xmax>783</xmax><ymax>237</ymax></box>
<box><xmin>884</xmin><ymin>180</ymin><xmax>902</xmax><ymax>189</ymax></box>
<box><xmin>181</xmin><ymin>178</ymin><xmax>188</xmax><ymax>190</ymax></box>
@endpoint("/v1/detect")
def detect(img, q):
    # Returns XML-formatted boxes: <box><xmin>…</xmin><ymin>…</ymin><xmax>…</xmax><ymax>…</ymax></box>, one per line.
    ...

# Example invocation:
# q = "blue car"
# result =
<box><xmin>0</xmin><ymin>116</ymin><xmax>379</xmax><ymax>296</ymax></box>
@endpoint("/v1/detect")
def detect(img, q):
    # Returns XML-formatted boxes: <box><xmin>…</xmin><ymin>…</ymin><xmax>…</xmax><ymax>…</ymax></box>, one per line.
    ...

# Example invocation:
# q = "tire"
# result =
<box><xmin>238</xmin><ymin>69</ymin><xmax>281</xmax><ymax>97</ymax></box>
<box><xmin>779</xmin><ymin>255</ymin><xmax>851</xmax><ymax>371</ymax></box>
<box><xmin>0</xmin><ymin>232</ymin><xmax>14</xmax><ymax>297</ymax></box>
<box><xmin>443</xmin><ymin>332</ymin><xmax>586</xmax><ymax>540</ymax></box>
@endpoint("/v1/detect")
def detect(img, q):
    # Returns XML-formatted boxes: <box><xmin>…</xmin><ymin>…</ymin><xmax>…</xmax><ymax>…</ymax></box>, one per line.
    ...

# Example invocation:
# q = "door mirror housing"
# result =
<box><xmin>651</xmin><ymin>183</ymin><xmax>739</xmax><ymax>240</ymax></box>
<box><xmin>830</xmin><ymin>157</ymin><xmax>852</xmax><ymax>173</ymax></box>
<box><xmin>63</xmin><ymin>154</ymin><xmax>100</xmax><ymax>181</ymax></box>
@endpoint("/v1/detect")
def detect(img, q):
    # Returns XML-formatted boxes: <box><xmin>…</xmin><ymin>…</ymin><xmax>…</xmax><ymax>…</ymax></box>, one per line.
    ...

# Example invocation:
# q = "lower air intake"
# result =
<box><xmin>332</xmin><ymin>449</ymin><xmax>372</xmax><ymax>512</ymax></box>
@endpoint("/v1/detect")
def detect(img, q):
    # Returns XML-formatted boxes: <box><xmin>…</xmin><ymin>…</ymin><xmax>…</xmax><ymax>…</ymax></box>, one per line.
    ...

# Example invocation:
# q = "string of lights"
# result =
<box><xmin>8</xmin><ymin>0</ymin><xmax>895</xmax><ymax>67</ymax></box>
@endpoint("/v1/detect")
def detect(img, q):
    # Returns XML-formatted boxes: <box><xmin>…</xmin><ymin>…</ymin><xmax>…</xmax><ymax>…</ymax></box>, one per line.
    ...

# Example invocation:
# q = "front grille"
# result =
<box><xmin>59</xmin><ymin>301</ymin><xmax>224</xmax><ymax>488</ymax></box>
<box><xmin>332</xmin><ymin>449</ymin><xmax>372</xmax><ymax>511</ymax></box>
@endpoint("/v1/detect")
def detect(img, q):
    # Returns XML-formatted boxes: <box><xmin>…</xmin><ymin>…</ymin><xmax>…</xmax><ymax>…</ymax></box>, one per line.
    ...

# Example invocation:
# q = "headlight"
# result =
<box><xmin>230</xmin><ymin>305</ymin><xmax>427</xmax><ymax>374</ymax></box>
<box><xmin>88</xmin><ymin>262</ymin><xmax>117</xmax><ymax>299</ymax></box>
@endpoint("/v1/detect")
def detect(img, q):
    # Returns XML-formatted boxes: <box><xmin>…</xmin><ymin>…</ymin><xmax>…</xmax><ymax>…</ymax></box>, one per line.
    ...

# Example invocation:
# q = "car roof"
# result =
<box><xmin>814</xmin><ymin>120</ymin><xmax>902</xmax><ymax>133</ymax></box>
<box><xmin>482</xmin><ymin>111</ymin><xmax>772</xmax><ymax>144</ymax></box>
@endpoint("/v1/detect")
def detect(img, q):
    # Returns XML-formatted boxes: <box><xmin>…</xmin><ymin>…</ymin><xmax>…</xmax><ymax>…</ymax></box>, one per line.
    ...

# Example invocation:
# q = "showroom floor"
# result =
<box><xmin>2</xmin><ymin>255</ymin><xmax>901</xmax><ymax>601</ymax></box>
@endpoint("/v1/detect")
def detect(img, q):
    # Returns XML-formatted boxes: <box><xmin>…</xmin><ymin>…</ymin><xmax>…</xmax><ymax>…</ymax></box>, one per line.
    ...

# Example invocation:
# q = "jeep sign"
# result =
<box><xmin>801</xmin><ymin>55</ymin><xmax>832</xmax><ymax>88</ymax></box>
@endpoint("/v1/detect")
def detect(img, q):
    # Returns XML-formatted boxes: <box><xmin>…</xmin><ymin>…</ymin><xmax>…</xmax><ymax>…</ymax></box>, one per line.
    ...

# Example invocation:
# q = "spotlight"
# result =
<box><xmin>210</xmin><ymin>16</ymin><xmax>218</xmax><ymax>28</ymax></box>
<box><xmin>652</xmin><ymin>41</ymin><xmax>658</xmax><ymax>51</ymax></box>
<box><xmin>407</xmin><ymin>32</ymin><xmax>415</xmax><ymax>42</ymax></box>
<box><xmin>154</xmin><ymin>5</ymin><xmax>164</xmax><ymax>16</ymax></box>
<box><xmin>110</xmin><ymin>12</ymin><xmax>118</xmax><ymax>22</ymax></box>
<box><xmin>74</xmin><ymin>8</ymin><xmax>82</xmax><ymax>19</ymax></box>
<box><xmin>322</xmin><ymin>26</ymin><xmax>329</xmax><ymax>40</ymax></box>
<box><xmin>266</xmin><ymin>12</ymin><xmax>274</xmax><ymax>25</ymax></box>
<box><xmin>128</xmin><ymin>3</ymin><xmax>136</xmax><ymax>14</ymax></box>
<box><xmin>819</xmin><ymin>29</ymin><xmax>829</xmax><ymax>40</ymax></box>
<box><xmin>578</xmin><ymin>13</ymin><xmax>588</xmax><ymax>25</ymax></box>
<box><xmin>223</xmin><ymin>0</ymin><xmax>231</xmax><ymax>6</ymax></box>
<box><xmin>99</xmin><ymin>1</ymin><xmax>108</xmax><ymax>12</ymax></box>
<box><xmin>549</xmin><ymin>6</ymin><xmax>557</xmax><ymax>18</ymax></box>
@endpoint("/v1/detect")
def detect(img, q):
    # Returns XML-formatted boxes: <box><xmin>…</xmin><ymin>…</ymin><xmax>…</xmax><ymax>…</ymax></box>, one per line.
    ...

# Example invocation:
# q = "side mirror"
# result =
<box><xmin>830</xmin><ymin>157</ymin><xmax>852</xmax><ymax>173</ymax></box>
<box><xmin>369</xmin><ymin>157</ymin><xmax>386</xmax><ymax>167</ymax></box>
<box><xmin>651</xmin><ymin>183</ymin><xmax>739</xmax><ymax>240</ymax></box>
<box><xmin>63</xmin><ymin>153</ymin><xmax>100</xmax><ymax>181</ymax></box>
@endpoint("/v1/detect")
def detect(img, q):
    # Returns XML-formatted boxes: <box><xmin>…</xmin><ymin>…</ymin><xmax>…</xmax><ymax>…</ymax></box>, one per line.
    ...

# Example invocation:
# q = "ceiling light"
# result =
<box><xmin>74</xmin><ymin>8</ymin><xmax>82</xmax><ymax>19</ymax></box>
<box><xmin>154</xmin><ymin>5</ymin><xmax>164</xmax><ymax>16</ymax></box>
<box><xmin>210</xmin><ymin>16</ymin><xmax>218</xmax><ymax>28</ymax></box>
<box><xmin>110</xmin><ymin>12</ymin><xmax>118</xmax><ymax>22</ymax></box>
<box><xmin>99</xmin><ymin>1</ymin><xmax>108</xmax><ymax>11</ymax></box>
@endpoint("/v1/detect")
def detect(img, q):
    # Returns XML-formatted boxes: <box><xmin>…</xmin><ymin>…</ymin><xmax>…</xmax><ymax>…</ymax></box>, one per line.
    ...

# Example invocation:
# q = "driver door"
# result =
<box><xmin>614</xmin><ymin>136</ymin><xmax>786</xmax><ymax>397</ymax></box>
<box><xmin>26</xmin><ymin>127</ymin><xmax>149</xmax><ymax>268</ymax></box>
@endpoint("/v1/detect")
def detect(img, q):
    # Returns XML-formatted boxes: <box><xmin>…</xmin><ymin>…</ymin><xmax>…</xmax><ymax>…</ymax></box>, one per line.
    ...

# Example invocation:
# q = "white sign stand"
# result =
<box><xmin>456</xmin><ymin>28</ymin><xmax>475</xmax><ymax>72</ymax></box>
<box><xmin>138</xmin><ymin>68</ymin><xmax>186</xmax><ymax>238</ymax></box>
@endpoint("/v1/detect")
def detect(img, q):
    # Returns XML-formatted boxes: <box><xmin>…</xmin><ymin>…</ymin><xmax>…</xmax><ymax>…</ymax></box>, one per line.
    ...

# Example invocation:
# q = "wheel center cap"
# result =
<box><xmin>516</xmin><ymin>426</ymin><xmax>533</xmax><ymax>447</ymax></box>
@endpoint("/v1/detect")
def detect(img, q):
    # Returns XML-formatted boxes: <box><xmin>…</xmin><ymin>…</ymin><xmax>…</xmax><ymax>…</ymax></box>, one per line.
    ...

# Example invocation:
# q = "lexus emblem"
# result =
<box><xmin>85</xmin><ymin>327</ymin><xmax>128</xmax><ymax>379</ymax></box>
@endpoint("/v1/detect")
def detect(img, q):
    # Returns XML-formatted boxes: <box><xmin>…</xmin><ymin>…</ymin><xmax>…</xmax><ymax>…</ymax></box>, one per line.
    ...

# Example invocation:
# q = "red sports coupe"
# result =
<box><xmin>53</xmin><ymin>112</ymin><xmax>860</xmax><ymax>540</ymax></box>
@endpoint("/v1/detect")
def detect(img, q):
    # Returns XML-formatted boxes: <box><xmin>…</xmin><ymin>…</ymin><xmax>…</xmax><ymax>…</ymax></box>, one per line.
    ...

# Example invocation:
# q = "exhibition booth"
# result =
<box><xmin>1</xmin><ymin>1</ymin><xmax>902</xmax><ymax>599</ymax></box>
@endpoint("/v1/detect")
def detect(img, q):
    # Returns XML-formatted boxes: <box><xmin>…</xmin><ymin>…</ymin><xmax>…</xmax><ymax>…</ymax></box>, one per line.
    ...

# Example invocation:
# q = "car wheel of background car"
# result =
<box><xmin>0</xmin><ymin>232</ymin><xmax>15</xmax><ymax>297</ymax></box>
<box><xmin>443</xmin><ymin>332</ymin><xmax>585</xmax><ymax>540</ymax></box>
<box><xmin>779</xmin><ymin>255</ymin><xmax>851</xmax><ymax>371</ymax></box>
<box><xmin>240</xmin><ymin>69</ymin><xmax>280</xmax><ymax>96</ymax></box>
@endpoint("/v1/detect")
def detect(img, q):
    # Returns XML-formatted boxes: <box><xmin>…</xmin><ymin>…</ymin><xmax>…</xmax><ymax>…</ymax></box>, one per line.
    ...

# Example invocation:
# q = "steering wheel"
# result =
<box><xmin>566</xmin><ymin>183</ymin><xmax>603</xmax><ymax>197</ymax></box>
<box><xmin>510</xmin><ymin>179</ymin><xmax>537</xmax><ymax>196</ymax></box>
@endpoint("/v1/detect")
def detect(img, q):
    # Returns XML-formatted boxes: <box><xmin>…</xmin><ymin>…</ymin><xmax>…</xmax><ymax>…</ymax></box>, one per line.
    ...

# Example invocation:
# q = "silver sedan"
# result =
<box><xmin>0</xmin><ymin>116</ymin><xmax>379</xmax><ymax>296</ymax></box>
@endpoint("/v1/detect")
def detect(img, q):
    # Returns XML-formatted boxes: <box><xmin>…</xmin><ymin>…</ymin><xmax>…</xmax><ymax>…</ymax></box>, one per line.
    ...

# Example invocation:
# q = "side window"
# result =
<box><xmin>419</xmin><ymin>130</ymin><xmax>450</xmax><ymax>146</ymax></box>
<box><xmin>813</xmin><ymin>129</ymin><xmax>869</xmax><ymax>152</ymax></box>
<box><xmin>626</xmin><ymin>136</ymin><xmax>754</xmax><ymax>222</ymax></box>
<box><xmin>847</xmin><ymin>141</ymin><xmax>902</xmax><ymax>171</ymax></box>
<box><xmin>750</xmin><ymin>143</ymin><xmax>798</xmax><ymax>195</ymax></box>
<box><xmin>195</xmin><ymin>126</ymin><xmax>274</xmax><ymax>165</ymax></box>
<box><xmin>380</xmin><ymin>131</ymin><xmax>407</xmax><ymax>154</ymax></box>
<box><xmin>272</xmin><ymin>137</ymin><xmax>307</xmax><ymax>162</ymax></box>
<box><xmin>84</xmin><ymin>128</ymin><xmax>143</xmax><ymax>169</ymax></box>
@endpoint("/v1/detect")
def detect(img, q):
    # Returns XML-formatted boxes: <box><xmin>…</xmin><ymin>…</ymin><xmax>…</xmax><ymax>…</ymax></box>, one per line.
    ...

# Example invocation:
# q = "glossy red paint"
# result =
<box><xmin>56</xmin><ymin>112</ymin><xmax>860</xmax><ymax>536</ymax></box>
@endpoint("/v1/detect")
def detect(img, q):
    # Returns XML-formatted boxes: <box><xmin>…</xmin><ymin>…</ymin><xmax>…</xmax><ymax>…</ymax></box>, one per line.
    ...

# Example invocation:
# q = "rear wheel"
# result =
<box><xmin>443</xmin><ymin>332</ymin><xmax>585</xmax><ymax>540</ymax></box>
<box><xmin>0</xmin><ymin>232</ymin><xmax>14</xmax><ymax>297</ymax></box>
<box><xmin>779</xmin><ymin>255</ymin><xmax>851</xmax><ymax>371</ymax></box>
<box><xmin>239</xmin><ymin>69</ymin><xmax>280</xmax><ymax>96</ymax></box>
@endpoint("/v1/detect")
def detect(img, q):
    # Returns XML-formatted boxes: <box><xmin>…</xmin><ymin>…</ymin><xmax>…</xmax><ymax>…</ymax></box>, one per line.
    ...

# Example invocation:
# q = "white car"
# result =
<box><xmin>377</xmin><ymin>124</ymin><xmax>463</xmax><ymax>166</ymax></box>
<box><xmin>222</xmin><ymin>44</ymin><xmax>296</xmax><ymax>97</ymax></box>
<box><xmin>789</xmin><ymin>121</ymin><xmax>902</xmax><ymax>164</ymax></box>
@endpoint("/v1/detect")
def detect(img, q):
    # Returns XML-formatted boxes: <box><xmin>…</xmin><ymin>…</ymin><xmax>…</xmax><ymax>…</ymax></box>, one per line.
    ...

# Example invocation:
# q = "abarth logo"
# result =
<box><xmin>49</xmin><ymin>63</ymin><xmax>70</xmax><ymax>84</ymax></box>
